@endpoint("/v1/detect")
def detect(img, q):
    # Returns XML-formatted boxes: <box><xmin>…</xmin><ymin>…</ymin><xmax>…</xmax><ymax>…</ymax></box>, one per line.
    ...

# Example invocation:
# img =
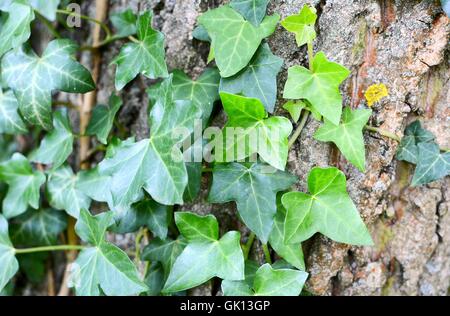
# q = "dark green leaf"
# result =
<box><xmin>86</xmin><ymin>95</ymin><xmax>122</xmax><ymax>145</ymax></box>
<box><xmin>396</xmin><ymin>120</ymin><xmax>435</xmax><ymax>164</ymax></box>
<box><xmin>144</xmin><ymin>262</ymin><xmax>165</xmax><ymax>296</ymax></box>
<box><xmin>111</xmin><ymin>9</ymin><xmax>137</xmax><ymax>37</ymax></box>
<box><xmin>411</xmin><ymin>143</ymin><xmax>450</xmax><ymax>186</ymax></box>
<box><xmin>142</xmin><ymin>236</ymin><xmax>187</xmax><ymax>276</ymax></box>
<box><xmin>230</xmin><ymin>0</ymin><xmax>270</xmax><ymax>26</ymax></box>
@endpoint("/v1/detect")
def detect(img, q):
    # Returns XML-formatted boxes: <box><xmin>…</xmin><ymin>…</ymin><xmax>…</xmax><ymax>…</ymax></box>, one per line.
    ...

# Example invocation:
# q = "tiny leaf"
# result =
<box><xmin>86</xmin><ymin>95</ymin><xmax>122</xmax><ymax>145</ymax></box>
<box><xmin>281</xmin><ymin>5</ymin><xmax>317</xmax><ymax>47</ymax></box>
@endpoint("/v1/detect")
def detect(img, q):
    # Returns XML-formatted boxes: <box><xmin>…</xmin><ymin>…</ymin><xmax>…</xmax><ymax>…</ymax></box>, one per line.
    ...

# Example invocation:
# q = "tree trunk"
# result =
<box><xmin>68</xmin><ymin>0</ymin><xmax>449</xmax><ymax>296</ymax></box>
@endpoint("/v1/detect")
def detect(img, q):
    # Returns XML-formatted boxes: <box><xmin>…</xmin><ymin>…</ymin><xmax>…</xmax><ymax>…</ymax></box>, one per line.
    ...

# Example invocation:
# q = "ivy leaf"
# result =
<box><xmin>283</xmin><ymin>100</ymin><xmax>306</xmax><ymax>123</ymax></box>
<box><xmin>314</xmin><ymin>108</ymin><xmax>372</xmax><ymax>172</ymax></box>
<box><xmin>282</xmin><ymin>167</ymin><xmax>373</xmax><ymax>245</ymax></box>
<box><xmin>0</xmin><ymin>88</ymin><xmax>27</xmax><ymax>134</ymax></box>
<box><xmin>269</xmin><ymin>198</ymin><xmax>305</xmax><ymax>271</ymax></box>
<box><xmin>209</xmin><ymin>162</ymin><xmax>297</xmax><ymax>244</ymax></box>
<box><xmin>396</xmin><ymin>120</ymin><xmax>435</xmax><ymax>164</ymax></box>
<box><xmin>229</xmin><ymin>0</ymin><xmax>270</xmax><ymax>26</ymax></box>
<box><xmin>1</xmin><ymin>39</ymin><xmax>95</xmax><ymax>130</ymax></box>
<box><xmin>220</xmin><ymin>93</ymin><xmax>292</xmax><ymax>170</ymax></box>
<box><xmin>98</xmin><ymin>76</ymin><xmax>202</xmax><ymax>208</ymax></box>
<box><xmin>28</xmin><ymin>0</ymin><xmax>60</xmax><ymax>21</ymax></box>
<box><xmin>0</xmin><ymin>215</ymin><xmax>19</xmax><ymax>293</ymax></box>
<box><xmin>192</xmin><ymin>25</ymin><xmax>211</xmax><ymax>42</ymax></box>
<box><xmin>222</xmin><ymin>263</ymin><xmax>308</xmax><ymax>296</ymax></box>
<box><xmin>0</xmin><ymin>1</ymin><xmax>34</xmax><ymax>57</ymax></box>
<box><xmin>110</xmin><ymin>9</ymin><xmax>137</xmax><ymax>37</ymax></box>
<box><xmin>0</xmin><ymin>153</ymin><xmax>46</xmax><ymax>219</ymax></box>
<box><xmin>411</xmin><ymin>143</ymin><xmax>450</xmax><ymax>186</ymax></box>
<box><xmin>144</xmin><ymin>262</ymin><xmax>165</xmax><ymax>296</ymax></box>
<box><xmin>10</xmin><ymin>208</ymin><xmax>67</xmax><ymax>246</ymax></box>
<box><xmin>30</xmin><ymin>109</ymin><xmax>74</xmax><ymax>169</ymax></box>
<box><xmin>172</xmin><ymin>68</ymin><xmax>220</xmax><ymax>124</ymax></box>
<box><xmin>46</xmin><ymin>166</ymin><xmax>91</xmax><ymax>219</ymax></box>
<box><xmin>199</xmin><ymin>5</ymin><xmax>279</xmax><ymax>77</ymax></box>
<box><xmin>86</xmin><ymin>95</ymin><xmax>122</xmax><ymax>145</ymax></box>
<box><xmin>112</xmin><ymin>11</ymin><xmax>168</xmax><ymax>90</ymax></box>
<box><xmin>281</xmin><ymin>4</ymin><xmax>317</xmax><ymax>47</ymax></box>
<box><xmin>220</xmin><ymin>43</ymin><xmax>283</xmax><ymax>113</ymax></box>
<box><xmin>283</xmin><ymin>52</ymin><xmax>350</xmax><ymax>125</ymax></box>
<box><xmin>112</xmin><ymin>199</ymin><xmax>171</xmax><ymax>239</ymax></box>
<box><xmin>162</xmin><ymin>212</ymin><xmax>245</xmax><ymax>293</ymax></box>
<box><xmin>142</xmin><ymin>236</ymin><xmax>187</xmax><ymax>277</ymax></box>
<box><xmin>76</xmin><ymin>167</ymin><xmax>113</xmax><ymax>208</ymax></box>
<box><xmin>70</xmin><ymin>209</ymin><xmax>147</xmax><ymax>296</ymax></box>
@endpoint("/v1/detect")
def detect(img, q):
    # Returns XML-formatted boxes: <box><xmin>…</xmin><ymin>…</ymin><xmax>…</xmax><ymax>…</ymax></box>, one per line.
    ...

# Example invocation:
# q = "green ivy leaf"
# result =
<box><xmin>10</xmin><ymin>208</ymin><xmax>67</xmax><ymax>246</ymax></box>
<box><xmin>172</xmin><ymin>68</ymin><xmax>220</xmax><ymax>124</ymax></box>
<box><xmin>411</xmin><ymin>143</ymin><xmax>450</xmax><ymax>186</ymax></box>
<box><xmin>28</xmin><ymin>0</ymin><xmax>60</xmax><ymax>21</ymax></box>
<box><xmin>222</xmin><ymin>263</ymin><xmax>308</xmax><ymax>296</ymax></box>
<box><xmin>46</xmin><ymin>166</ymin><xmax>91</xmax><ymax>219</ymax></box>
<box><xmin>0</xmin><ymin>88</ymin><xmax>27</xmax><ymax>135</ymax></box>
<box><xmin>314</xmin><ymin>108</ymin><xmax>372</xmax><ymax>172</ymax></box>
<box><xmin>30</xmin><ymin>109</ymin><xmax>74</xmax><ymax>169</ymax></box>
<box><xmin>2</xmin><ymin>39</ymin><xmax>95</xmax><ymax>130</ymax></box>
<box><xmin>0</xmin><ymin>153</ymin><xmax>46</xmax><ymax>219</ymax></box>
<box><xmin>86</xmin><ymin>95</ymin><xmax>122</xmax><ymax>145</ymax></box>
<box><xmin>184</xmin><ymin>162</ymin><xmax>202</xmax><ymax>202</ymax></box>
<box><xmin>283</xmin><ymin>100</ymin><xmax>306</xmax><ymax>123</ymax></box>
<box><xmin>192</xmin><ymin>25</ymin><xmax>210</xmax><ymax>42</ymax></box>
<box><xmin>112</xmin><ymin>199</ymin><xmax>171</xmax><ymax>239</ymax></box>
<box><xmin>396</xmin><ymin>120</ymin><xmax>435</xmax><ymax>164</ymax></box>
<box><xmin>76</xmin><ymin>167</ymin><xmax>113</xmax><ymax>207</ymax></box>
<box><xmin>162</xmin><ymin>212</ymin><xmax>245</xmax><ymax>293</ymax></box>
<box><xmin>98</xmin><ymin>76</ymin><xmax>201</xmax><ymax>208</ymax></box>
<box><xmin>220</xmin><ymin>93</ymin><xmax>292</xmax><ymax>170</ymax></box>
<box><xmin>142</xmin><ymin>236</ymin><xmax>187</xmax><ymax>277</ymax></box>
<box><xmin>0</xmin><ymin>214</ymin><xmax>19</xmax><ymax>293</ymax></box>
<box><xmin>110</xmin><ymin>9</ymin><xmax>137</xmax><ymax>37</ymax></box>
<box><xmin>220</xmin><ymin>43</ymin><xmax>283</xmax><ymax>113</ymax></box>
<box><xmin>199</xmin><ymin>5</ymin><xmax>279</xmax><ymax>77</ymax></box>
<box><xmin>70</xmin><ymin>209</ymin><xmax>147</xmax><ymax>296</ymax></box>
<box><xmin>269</xmin><ymin>197</ymin><xmax>305</xmax><ymax>270</ymax></box>
<box><xmin>281</xmin><ymin>4</ymin><xmax>317</xmax><ymax>47</ymax></box>
<box><xmin>284</xmin><ymin>52</ymin><xmax>350</xmax><ymax>125</ymax></box>
<box><xmin>230</xmin><ymin>0</ymin><xmax>270</xmax><ymax>26</ymax></box>
<box><xmin>283</xmin><ymin>167</ymin><xmax>373</xmax><ymax>245</ymax></box>
<box><xmin>144</xmin><ymin>262</ymin><xmax>165</xmax><ymax>296</ymax></box>
<box><xmin>0</xmin><ymin>1</ymin><xmax>34</xmax><ymax>57</ymax></box>
<box><xmin>112</xmin><ymin>11</ymin><xmax>168</xmax><ymax>90</ymax></box>
<box><xmin>209</xmin><ymin>162</ymin><xmax>297</xmax><ymax>244</ymax></box>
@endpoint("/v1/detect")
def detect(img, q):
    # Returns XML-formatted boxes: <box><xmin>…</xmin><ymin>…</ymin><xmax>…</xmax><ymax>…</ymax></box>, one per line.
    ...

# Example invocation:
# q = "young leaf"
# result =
<box><xmin>70</xmin><ymin>209</ymin><xmax>147</xmax><ymax>296</ymax></box>
<box><xmin>175</xmin><ymin>212</ymin><xmax>218</xmax><ymax>242</ymax></box>
<box><xmin>283</xmin><ymin>52</ymin><xmax>350</xmax><ymax>125</ymax></box>
<box><xmin>269</xmin><ymin>199</ymin><xmax>305</xmax><ymax>271</ymax></box>
<box><xmin>314</xmin><ymin>108</ymin><xmax>372</xmax><ymax>172</ymax></box>
<box><xmin>222</xmin><ymin>263</ymin><xmax>308</xmax><ymax>296</ymax></box>
<box><xmin>209</xmin><ymin>162</ymin><xmax>297</xmax><ymax>244</ymax></box>
<box><xmin>1</xmin><ymin>40</ymin><xmax>95</xmax><ymax>130</ymax></box>
<box><xmin>46</xmin><ymin>166</ymin><xmax>91</xmax><ymax>219</ymax></box>
<box><xmin>198</xmin><ymin>5</ymin><xmax>279</xmax><ymax>77</ymax></box>
<box><xmin>281</xmin><ymin>4</ymin><xmax>317</xmax><ymax>47</ymax></box>
<box><xmin>220</xmin><ymin>93</ymin><xmax>292</xmax><ymax>170</ymax></box>
<box><xmin>0</xmin><ymin>214</ymin><xmax>19</xmax><ymax>293</ymax></box>
<box><xmin>0</xmin><ymin>153</ymin><xmax>46</xmax><ymax>219</ymax></box>
<box><xmin>0</xmin><ymin>88</ymin><xmax>27</xmax><ymax>135</ymax></box>
<box><xmin>396</xmin><ymin>120</ymin><xmax>435</xmax><ymax>164</ymax></box>
<box><xmin>10</xmin><ymin>208</ymin><xmax>67</xmax><ymax>246</ymax></box>
<box><xmin>172</xmin><ymin>68</ymin><xmax>220</xmax><ymax>124</ymax></box>
<box><xmin>229</xmin><ymin>0</ymin><xmax>270</xmax><ymax>26</ymax></box>
<box><xmin>142</xmin><ymin>236</ymin><xmax>187</xmax><ymax>277</ymax></box>
<box><xmin>98</xmin><ymin>76</ymin><xmax>202</xmax><ymax>208</ymax></box>
<box><xmin>30</xmin><ymin>109</ymin><xmax>74</xmax><ymax>169</ymax></box>
<box><xmin>86</xmin><ymin>94</ymin><xmax>122</xmax><ymax>145</ymax></box>
<box><xmin>0</xmin><ymin>1</ymin><xmax>34</xmax><ymax>57</ymax></box>
<box><xmin>411</xmin><ymin>143</ymin><xmax>450</xmax><ymax>186</ymax></box>
<box><xmin>112</xmin><ymin>11</ymin><xmax>168</xmax><ymax>90</ymax></box>
<box><xmin>110</xmin><ymin>9</ymin><xmax>137</xmax><ymax>37</ymax></box>
<box><xmin>283</xmin><ymin>100</ymin><xmax>306</xmax><ymax>123</ymax></box>
<box><xmin>163</xmin><ymin>212</ymin><xmax>245</xmax><ymax>293</ymax></box>
<box><xmin>282</xmin><ymin>167</ymin><xmax>373</xmax><ymax>245</ymax></box>
<box><xmin>220</xmin><ymin>43</ymin><xmax>283</xmax><ymax>113</ymax></box>
<box><xmin>28</xmin><ymin>0</ymin><xmax>60</xmax><ymax>21</ymax></box>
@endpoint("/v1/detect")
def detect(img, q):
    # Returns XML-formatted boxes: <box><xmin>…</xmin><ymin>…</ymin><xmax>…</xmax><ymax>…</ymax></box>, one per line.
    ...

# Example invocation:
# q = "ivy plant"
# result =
<box><xmin>0</xmin><ymin>2</ymin><xmax>448</xmax><ymax>297</ymax></box>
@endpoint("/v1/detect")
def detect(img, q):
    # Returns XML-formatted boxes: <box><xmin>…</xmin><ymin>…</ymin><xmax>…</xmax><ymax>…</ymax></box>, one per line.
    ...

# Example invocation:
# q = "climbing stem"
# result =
<box><xmin>36</xmin><ymin>12</ymin><xmax>61</xmax><ymax>38</ymax></box>
<box><xmin>242</xmin><ymin>232</ymin><xmax>256</xmax><ymax>260</ymax></box>
<box><xmin>262</xmin><ymin>244</ymin><xmax>272</xmax><ymax>264</ymax></box>
<box><xmin>307</xmin><ymin>42</ymin><xmax>314</xmax><ymax>69</ymax></box>
<box><xmin>288</xmin><ymin>111</ymin><xmax>310</xmax><ymax>149</ymax></box>
<box><xmin>56</xmin><ymin>9</ymin><xmax>112</xmax><ymax>39</ymax></box>
<box><xmin>364</xmin><ymin>125</ymin><xmax>401</xmax><ymax>142</ymax></box>
<box><xmin>15</xmin><ymin>245</ymin><xmax>86</xmax><ymax>255</ymax></box>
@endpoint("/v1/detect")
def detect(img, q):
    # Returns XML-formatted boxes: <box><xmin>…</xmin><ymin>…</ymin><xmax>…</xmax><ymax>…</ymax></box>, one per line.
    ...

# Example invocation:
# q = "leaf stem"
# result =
<box><xmin>242</xmin><ymin>232</ymin><xmax>256</xmax><ymax>260</ymax></box>
<box><xmin>53</xmin><ymin>101</ymin><xmax>79</xmax><ymax>110</ymax></box>
<box><xmin>364</xmin><ymin>125</ymin><xmax>401</xmax><ymax>142</ymax></box>
<box><xmin>35</xmin><ymin>12</ymin><xmax>61</xmax><ymax>39</ymax></box>
<box><xmin>288</xmin><ymin>111</ymin><xmax>310</xmax><ymax>149</ymax></box>
<box><xmin>56</xmin><ymin>9</ymin><xmax>112</xmax><ymax>39</ymax></box>
<box><xmin>262</xmin><ymin>244</ymin><xmax>272</xmax><ymax>264</ymax></box>
<box><xmin>307</xmin><ymin>42</ymin><xmax>314</xmax><ymax>69</ymax></box>
<box><xmin>15</xmin><ymin>245</ymin><xmax>86</xmax><ymax>255</ymax></box>
<box><xmin>128</xmin><ymin>35</ymin><xmax>140</xmax><ymax>43</ymax></box>
<box><xmin>134</xmin><ymin>228</ymin><xmax>147</xmax><ymax>263</ymax></box>
<box><xmin>202</xmin><ymin>167</ymin><xmax>213</xmax><ymax>173</ymax></box>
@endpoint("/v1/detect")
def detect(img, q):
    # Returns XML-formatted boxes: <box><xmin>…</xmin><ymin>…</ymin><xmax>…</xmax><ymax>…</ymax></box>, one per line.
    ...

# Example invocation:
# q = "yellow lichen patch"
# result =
<box><xmin>365</xmin><ymin>84</ymin><xmax>388</xmax><ymax>107</ymax></box>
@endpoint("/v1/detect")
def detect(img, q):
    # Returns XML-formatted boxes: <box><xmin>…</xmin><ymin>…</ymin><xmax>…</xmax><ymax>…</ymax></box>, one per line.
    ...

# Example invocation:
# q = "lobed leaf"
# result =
<box><xmin>281</xmin><ymin>4</ymin><xmax>317</xmax><ymax>47</ymax></box>
<box><xmin>411</xmin><ymin>143</ymin><xmax>450</xmax><ymax>186</ymax></box>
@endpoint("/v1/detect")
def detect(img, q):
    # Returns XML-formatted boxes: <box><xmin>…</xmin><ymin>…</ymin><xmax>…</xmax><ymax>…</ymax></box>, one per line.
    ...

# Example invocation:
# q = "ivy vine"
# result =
<box><xmin>0</xmin><ymin>1</ymin><xmax>448</xmax><ymax>296</ymax></box>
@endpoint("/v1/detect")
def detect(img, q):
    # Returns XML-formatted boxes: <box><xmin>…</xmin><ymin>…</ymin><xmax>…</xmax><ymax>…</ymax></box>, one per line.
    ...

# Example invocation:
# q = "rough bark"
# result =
<box><xmin>28</xmin><ymin>0</ymin><xmax>449</xmax><ymax>296</ymax></box>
